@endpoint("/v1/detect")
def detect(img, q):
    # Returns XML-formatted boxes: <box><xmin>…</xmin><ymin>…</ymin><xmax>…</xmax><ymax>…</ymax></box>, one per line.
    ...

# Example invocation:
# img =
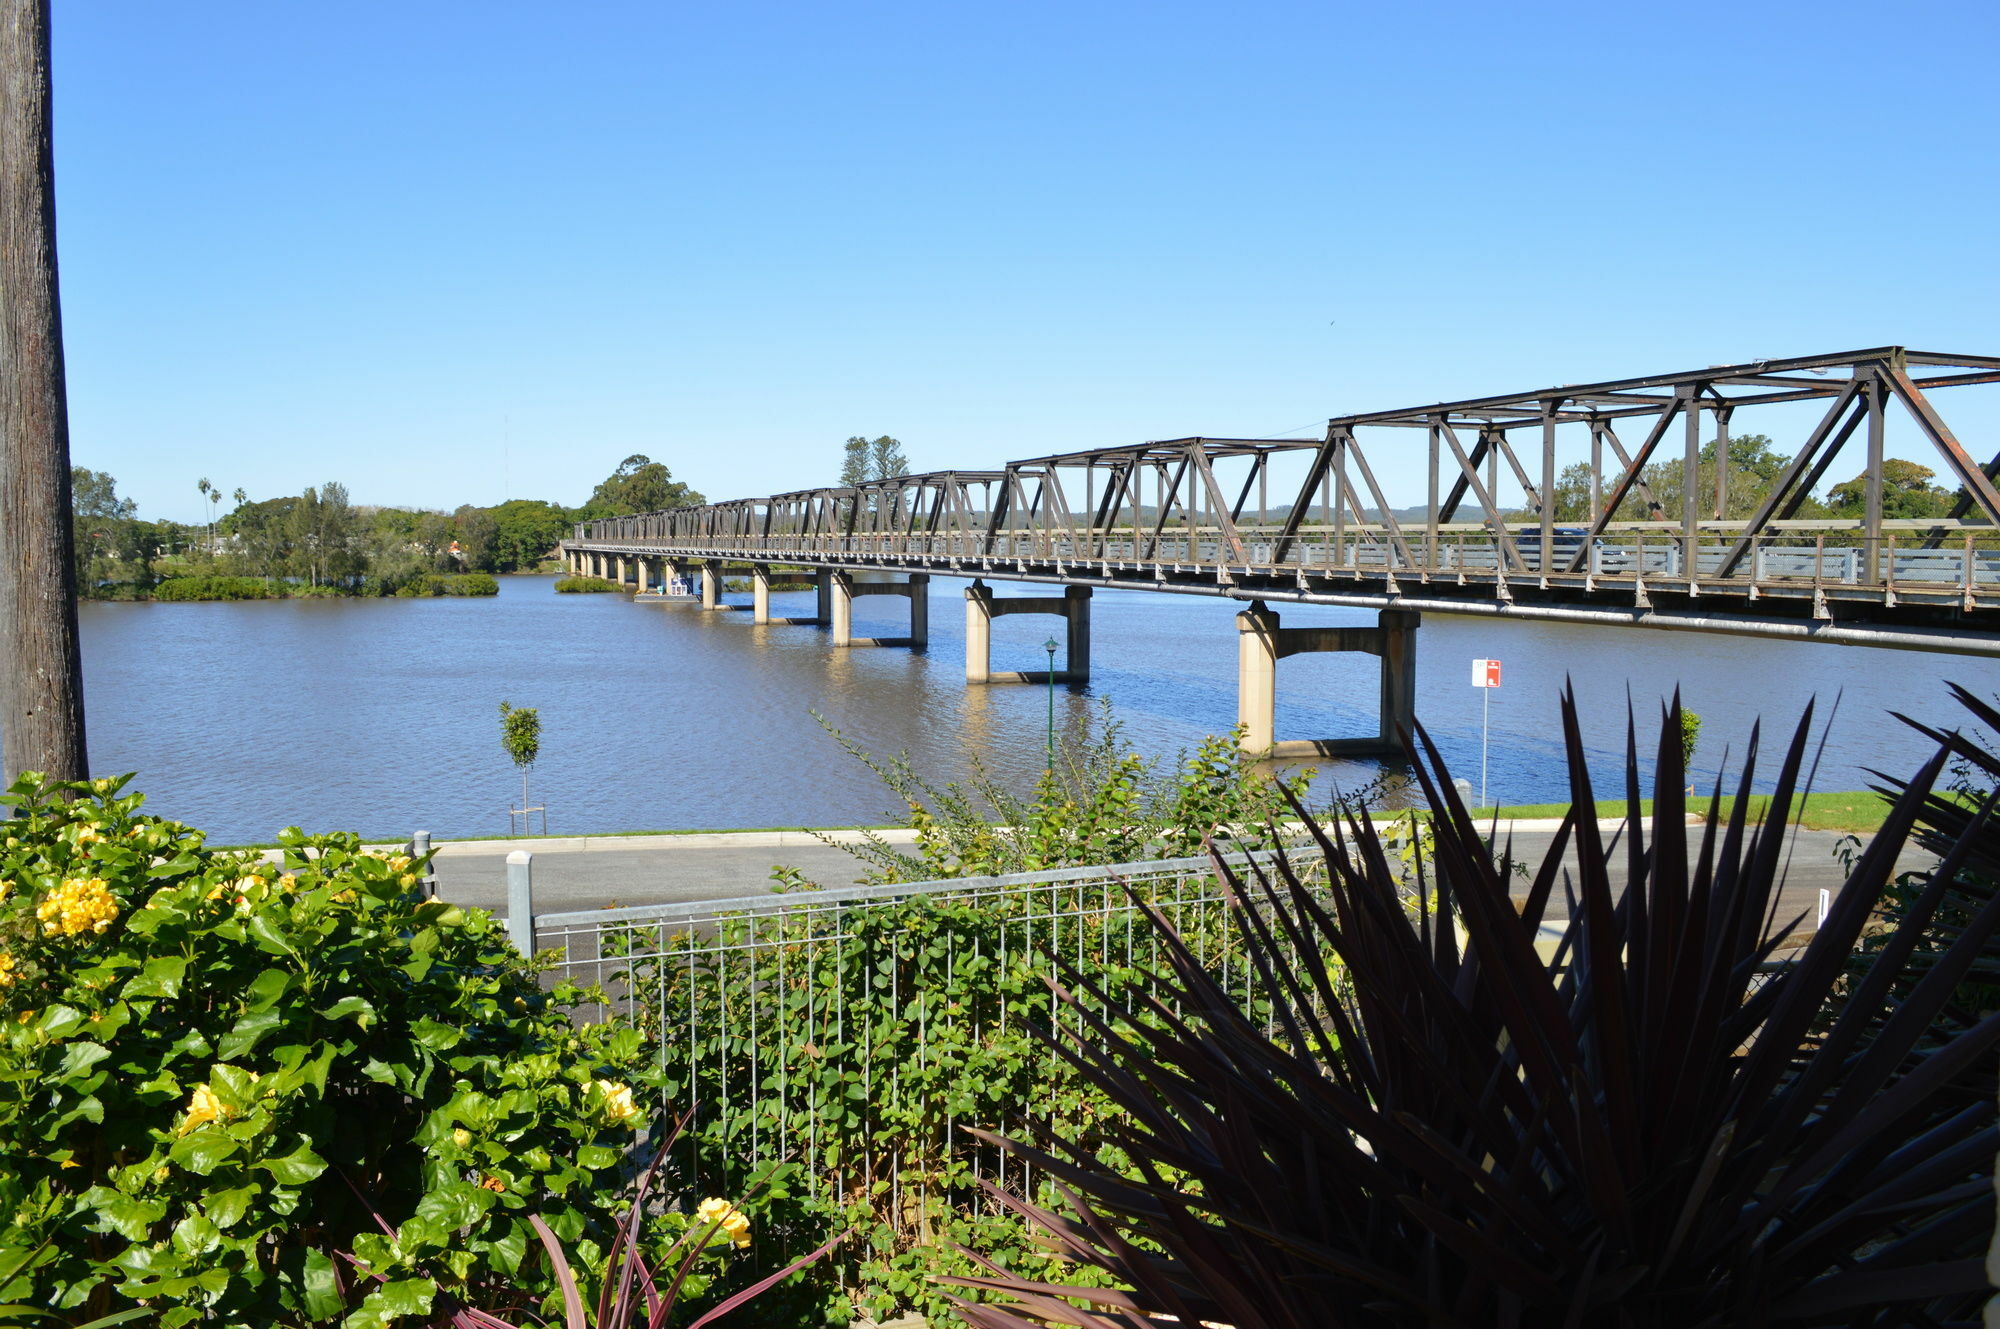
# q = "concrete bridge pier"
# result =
<box><xmin>633</xmin><ymin>557</ymin><xmax>650</xmax><ymax>595</ymax></box>
<box><xmin>700</xmin><ymin>561</ymin><xmax>722</xmax><ymax>610</ymax></box>
<box><xmin>1236</xmin><ymin>601</ymin><xmax>1418</xmax><ymax>758</ymax></box>
<box><xmin>964</xmin><ymin>580</ymin><xmax>1091</xmax><ymax>683</ymax></box>
<box><xmin>614</xmin><ymin>555</ymin><xmax>629</xmax><ymax>587</ymax></box>
<box><xmin>831</xmin><ymin>572</ymin><xmax>930</xmax><ymax>648</ymax></box>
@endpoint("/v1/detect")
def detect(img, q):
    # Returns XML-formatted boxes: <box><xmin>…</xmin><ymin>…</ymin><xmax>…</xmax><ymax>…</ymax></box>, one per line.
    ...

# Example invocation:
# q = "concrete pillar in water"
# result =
<box><xmin>965</xmin><ymin>581</ymin><xmax>993</xmax><ymax>682</ymax></box>
<box><xmin>701</xmin><ymin>562</ymin><xmax>720</xmax><ymax>610</ymax></box>
<box><xmin>615</xmin><ymin>555</ymin><xmax>628</xmax><ymax>585</ymax></box>
<box><xmin>752</xmin><ymin>565</ymin><xmax>771</xmax><ymax>623</ymax></box>
<box><xmin>1236</xmin><ymin>602</ymin><xmax>1280</xmax><ymax>756</ymax></box>
<box><xmin>1234</xmin><ymin>602</ymin><xmax>1421</xmax><ymax>757</ymax></box>
<box><xmin>906</xmin><ymin>574</ymin><xmax>929</xmax><ymax>646</ymax></box>
<box><xmin>830</xmin><ymin>572</ymin><xmax>854</xmax><ymax>645</ymax></box>
<box><xmin>1378</xmin><ymin>608</ymin><xmax>1419</xmax><ymax>745</ymax></box>
<box><xmin>815</xmin><ymin>569</ymin><xmax>833</xmax><ymax>625</ymax></box>
<box><xmin>1063</xmin><ymin>584</ymin><xmax>1091</xmax><ymax>681</ymax></box>
<box><xmin>964</xmin><ymin>580</ymin><xmax>1091</xmax><ymax>683</ymax></box>
<box><xmin>634</xmin><ymin>557</ymin><xmax>650</xmax><ymax>595</ymax></box>
<box><xmin>832</xmin><ymin>573</ymin><xmax>927</xmax><ymax>647</ymax></box>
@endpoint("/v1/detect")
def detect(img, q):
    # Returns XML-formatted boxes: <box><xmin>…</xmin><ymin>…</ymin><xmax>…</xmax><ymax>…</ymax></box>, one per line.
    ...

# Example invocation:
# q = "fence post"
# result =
<box><xmin>506</xmin><ymin>850</ymin><xmax>534</xmax><ymax>956</ymax></box>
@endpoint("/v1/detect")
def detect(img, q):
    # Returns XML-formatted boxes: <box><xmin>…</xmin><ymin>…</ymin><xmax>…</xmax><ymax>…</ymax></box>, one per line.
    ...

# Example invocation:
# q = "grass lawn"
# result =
<box><xmin>1448</xmin><ymin>790</ymin><xmax>1897</xmax><ymax>834</ymax></box>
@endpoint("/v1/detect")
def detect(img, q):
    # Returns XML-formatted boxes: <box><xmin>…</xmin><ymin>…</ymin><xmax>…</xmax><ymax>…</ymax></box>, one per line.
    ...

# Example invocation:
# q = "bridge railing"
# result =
<box><xmin>570</xmin><ymin>522</ymin><xmax>2000</xmax><ymax>599</ymax></box>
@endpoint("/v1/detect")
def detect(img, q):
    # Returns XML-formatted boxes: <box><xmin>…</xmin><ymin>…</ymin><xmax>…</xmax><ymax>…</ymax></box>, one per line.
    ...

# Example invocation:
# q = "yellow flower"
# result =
<box><xmin>277</xmin><ymin>874</ymin><xmax>298</xmax><ymax>892</ymax></box>
<box><xmin>388</xmin><ymin>855</ymin><xmax>412</xmax><ymax>872</ymax></box>
<box><xmin>16</xmin><ymin>1009</ymin><xmax>33</xmax><ymax>1024</ymax></box>
<box><xmin>695</xmin><ymin>1197</ymin><xmax>751</xmax><ymax>1248</ymax></box>
<box><xmin>73</xmin><ymin>826</ymin><xmax>102</xmax><ymax>846</ymax></box>
<box><xmin>594</xmin><ymin>1080</ymin><xmax>639</xmax><ymax>1126</ymax></box>
<box><xmin>177</xmin><ymin>1083</ymin><xmax>234</xmax><ymax>1135</ymax></box>
<box><xmin>58</xmin><ymin>1157</ymin><xmax>78</xmax><ymax>1170</ymax></box>
<box><xmin>153</xmin><ymin>1165</ymin><xmax>170</xmax><ymax>1184</ymax></box>
<box><xmin>91</xmin><ymin>778</ymin><xmax>113</xmax><ymax>794</ymax></box>
<box><xmin>0</xmin><ymin>879</ymin><xmax>12</xmax><ymax>901</ymax></box>
<box><xmin>479</xmin><ymin>1174</ymin><xmax>506</xmax><ymax>1193</ymax></box>
<box><xmin>36</xmin><ymin>878</ymin><xmax>118</xmax><ymax>938</ymax></box>
<box><xmin>451</xmin><ymin>1127</ymin><xmax>472</xmax><ymax>1148</ymax></box>
<box><xmin>0</xmin><ymin>954</ymin><xmax>16</xmax><ymax>988</ymax></box>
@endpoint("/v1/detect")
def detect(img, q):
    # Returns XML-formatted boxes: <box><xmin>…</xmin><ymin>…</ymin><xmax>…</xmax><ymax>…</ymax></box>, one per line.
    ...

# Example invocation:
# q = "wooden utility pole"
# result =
<box><xmin>0</xmin><ymin>0</ymin><xmax>87</xmax><ymax>784</ymax></box>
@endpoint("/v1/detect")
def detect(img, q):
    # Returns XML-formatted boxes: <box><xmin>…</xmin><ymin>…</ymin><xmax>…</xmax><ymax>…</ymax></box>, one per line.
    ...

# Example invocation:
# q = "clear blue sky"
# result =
<box><xmin>49</xmin><ymin>0</ymin><xmax>2000</xmax><ymax>524</ymax></box>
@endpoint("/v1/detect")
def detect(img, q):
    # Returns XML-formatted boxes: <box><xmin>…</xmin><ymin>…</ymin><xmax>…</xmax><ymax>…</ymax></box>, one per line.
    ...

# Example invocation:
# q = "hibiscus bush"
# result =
<box><xmin>0</xmin><ymin>772</ymin><xmax>660</xmax><ymax>1329</ymax></box>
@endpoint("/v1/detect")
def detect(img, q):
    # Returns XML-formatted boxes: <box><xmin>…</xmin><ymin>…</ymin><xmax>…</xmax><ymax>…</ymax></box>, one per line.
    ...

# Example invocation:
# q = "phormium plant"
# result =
<box><xmin>946</xmin><ymin>691</ymin><xmax>2000</xmax><ymax>1327</ymax></box>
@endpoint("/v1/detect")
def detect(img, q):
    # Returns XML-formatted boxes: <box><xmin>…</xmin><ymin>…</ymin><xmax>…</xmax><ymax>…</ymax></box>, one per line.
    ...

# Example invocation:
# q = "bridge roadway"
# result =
<box><xmin>562</xmin><ymin>347</ymin><xmax>2000</xmax><ymax>755</ymax></box>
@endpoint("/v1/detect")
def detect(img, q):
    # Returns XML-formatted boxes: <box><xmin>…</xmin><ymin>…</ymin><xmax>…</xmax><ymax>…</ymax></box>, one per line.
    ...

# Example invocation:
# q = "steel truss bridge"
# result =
<box><xmin>567</xmin><ymin>348</ymin><xmax>2000</xmax><ymax>657</ymax></box>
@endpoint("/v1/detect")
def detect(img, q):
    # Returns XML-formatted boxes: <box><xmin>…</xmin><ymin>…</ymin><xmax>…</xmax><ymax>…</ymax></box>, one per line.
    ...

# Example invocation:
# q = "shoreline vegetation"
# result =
<box><xmin>71</xmin><ymin>453</ymin><xmax>703</xmax><ymax>602</ymax></box>
<box><xmin>131</xmin><ymin>572</ymin><xmax>501</xmax><ymax>602</ymax></box>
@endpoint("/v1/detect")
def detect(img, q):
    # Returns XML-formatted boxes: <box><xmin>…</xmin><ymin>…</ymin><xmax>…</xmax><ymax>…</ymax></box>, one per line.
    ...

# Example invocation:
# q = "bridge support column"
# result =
<box><xmin>752</xmin><ymin>566</ymin><xmax>771</xmax><ymax>623</ymax></box>
<box><xmin>615</xmin><ymin>555</ymin><xmax>628</xmax><ymax>586</ymax></box>
<box><xmin>1235</xmin><ymin>602</ymin><xmax>1419</xmax><ymax>758</ymax></box>
<box><xmin>831</xmin><ymin>572</ymin><xmax>929</xmax><ymax>648</ymax></box>
<box><xmin>700</xmin><ymin>562</ymin><xmax>721</xmax><ymax>610</ymax></box>
<box><xmin>816</xmin><ymin>570</ymin><xmax>833</xmax><ymax>625</ymax></box>
<box><xmin>633</xmin><ymin>557</ymin><xmax>650</xmax><ymax>595</ymax></box>
<box><xmin>964</xmin><ymin>580</ymin><xmax>1090</xmax><ymax>683</ymax></box>
<box><xmin>830</xmin><ymin>573</ymin><xmax>852</xmax><ymax>644</ymax></box>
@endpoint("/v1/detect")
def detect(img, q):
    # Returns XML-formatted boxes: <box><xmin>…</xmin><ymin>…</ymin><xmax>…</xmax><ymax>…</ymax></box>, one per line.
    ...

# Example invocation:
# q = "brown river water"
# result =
<box><xmin>76</xmin><ymin>574</ymin><xmax>2000</xmax><ymax>846</ymax></box>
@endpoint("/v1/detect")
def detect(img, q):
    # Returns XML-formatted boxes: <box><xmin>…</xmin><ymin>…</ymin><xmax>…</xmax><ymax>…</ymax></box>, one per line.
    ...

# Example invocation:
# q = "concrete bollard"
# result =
<box><xmin>410</xmin><ymin>830</ymin><xmax>435</xmax><ymax>898</ymax></box>
<box><xmin>506</xmin><ymin>850</ymin><xmax>534</xmax><ymax>956</ymax></box>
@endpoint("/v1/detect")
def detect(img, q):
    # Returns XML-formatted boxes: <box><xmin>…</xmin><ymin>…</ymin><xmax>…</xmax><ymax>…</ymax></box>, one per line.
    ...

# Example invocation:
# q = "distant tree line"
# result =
<box><xmin>1549</xmin><ymin>433</ymin><xmax>1956</xmax><ymax>524</ymax></box>
<box><xmin>70</xmin><ymin>453</ymin><xmax>705</xmax><ymax>601</ymax></box>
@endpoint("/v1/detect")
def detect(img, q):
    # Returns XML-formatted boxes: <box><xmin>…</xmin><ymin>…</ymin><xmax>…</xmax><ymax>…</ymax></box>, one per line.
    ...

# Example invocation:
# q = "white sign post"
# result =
<box><xmin>1471</xmin><ymin>659</ymin><xmax>1502</xmax><ymax>806</ymax></box>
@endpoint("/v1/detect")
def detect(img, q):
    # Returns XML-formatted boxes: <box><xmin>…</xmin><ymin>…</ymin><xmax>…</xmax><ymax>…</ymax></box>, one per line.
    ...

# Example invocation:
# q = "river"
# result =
<box><xmin>76</xmin><ymin>574</ymin><xmax>2000</xmax><ymax>846</ymax></box>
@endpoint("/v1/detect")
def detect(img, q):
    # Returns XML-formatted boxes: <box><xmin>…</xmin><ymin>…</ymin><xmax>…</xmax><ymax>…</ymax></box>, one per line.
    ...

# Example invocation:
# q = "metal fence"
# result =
<box><xmin>531</xmin><ymin>849</ymin><xmax>1333</xmax><ymax>1225</ymax></box>
<box><xmin>522</xmin><ymin>845</ymin><xmax>1794</xmax><ymax>1244</ymax></box>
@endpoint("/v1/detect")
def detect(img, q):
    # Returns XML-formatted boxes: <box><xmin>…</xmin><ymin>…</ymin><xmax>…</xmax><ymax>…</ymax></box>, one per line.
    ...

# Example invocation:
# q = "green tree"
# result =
<box><xmin>288</xmin><ymin>481</ymin><xmax>359</xmax><ymax>587</ymax></box>
<box><xmin>499</xmin><ymin>700</ymin><xmax>541</xmax><ymax>818</ymax></box>
<box><xmin>1552</xmin><ymin>434</ymin><xmax>1817</xmax><ymax>523</ymax></box>
<box><xmin>584</xmin><ymin>454</ymin><xmax>703</xmax><ymax>517</ymax></box>
<box><xmin>1826</xmin><ymin>457</ymin><xmax>1954</xmax><ymax>520</ymax></box>
<box><xmin>840</xmin><ymin>435</ymin><xmax>910</xmax><ymax>487</ymax></box>
<box><xmin>487</xmin><ymin>498</ymin><xmax>572</xmax><ymax>572</ymax></box>
<box><xmin>69</xmin><ymin>466</ymin><xmax>137</xmax><ymax>594</ymax></box>
<box><xmin>452</xmin><ymin>504</ymin><xmax>498</xmax><ymax>571</ymax></box>
<box><xmin>219</xmin><ymin>495</ymin><xmax>298</xmax><ymax>577</ymax></box>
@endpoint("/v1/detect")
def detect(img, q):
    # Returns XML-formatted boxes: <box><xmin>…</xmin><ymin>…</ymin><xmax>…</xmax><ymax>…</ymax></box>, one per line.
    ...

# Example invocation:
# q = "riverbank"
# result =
<box><xmin>128</xmin><ymin>572</ymin><xmax>500</xmax><ymax>601</ymax></box>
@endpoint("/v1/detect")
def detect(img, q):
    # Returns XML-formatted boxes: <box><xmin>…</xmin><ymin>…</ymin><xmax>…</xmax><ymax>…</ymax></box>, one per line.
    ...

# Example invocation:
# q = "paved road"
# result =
<box><xmin>427</xmin><ymin>822</ymin><xmax>1935</xmax><ymax>935</ymax></box>
<box><xmin>432</xmin><ymin>839</ymin><xmax>875</xmax><ymax>917</ymax></box>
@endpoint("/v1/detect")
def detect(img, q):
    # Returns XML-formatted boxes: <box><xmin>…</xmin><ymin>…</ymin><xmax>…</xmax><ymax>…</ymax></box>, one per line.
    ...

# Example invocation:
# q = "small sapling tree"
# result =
<box><xmin>499</xmin><ymin>699</ymin><xmax>541</xmax><ymax>830</ymax></box>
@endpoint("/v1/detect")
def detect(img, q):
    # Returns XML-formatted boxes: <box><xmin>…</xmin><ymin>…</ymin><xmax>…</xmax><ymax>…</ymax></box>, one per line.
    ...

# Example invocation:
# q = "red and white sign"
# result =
<box><xmin>1471</xmin><ymin>658</ymin><xmax>1502</xmax><ymax>688</ymax></box>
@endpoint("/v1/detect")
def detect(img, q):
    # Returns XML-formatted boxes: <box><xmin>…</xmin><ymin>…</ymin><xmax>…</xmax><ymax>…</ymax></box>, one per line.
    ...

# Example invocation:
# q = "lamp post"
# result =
<box><xmin>1043</xmin><ymin>637</ymin><xmax>1059</xmax><ymax>772</ymax></box>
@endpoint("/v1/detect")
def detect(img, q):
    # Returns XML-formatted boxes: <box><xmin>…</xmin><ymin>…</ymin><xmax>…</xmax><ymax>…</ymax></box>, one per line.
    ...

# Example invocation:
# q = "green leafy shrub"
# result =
<box><xmin>394</xmin><ymin>574</ymin><xmax>500</xmax><ymax>598</ymax></box>
<box><xmin>0</xmin><ymin>773</ymin><xmax>659</xmax><ymax>1329</ymax></box>
<box><xmin>554</xmin><ymin>577</ymin><xmax>620</xmax><ymax>593</ymax></box>
<box><xmin>817</xmin><ymin>701</ymin><xmax>1315</xmax><ymax>882</ymax></box>
<box><xmin>148</xmin><ymin>576</ymin><xmax>279</xmax><ymax>602</ymax></box>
